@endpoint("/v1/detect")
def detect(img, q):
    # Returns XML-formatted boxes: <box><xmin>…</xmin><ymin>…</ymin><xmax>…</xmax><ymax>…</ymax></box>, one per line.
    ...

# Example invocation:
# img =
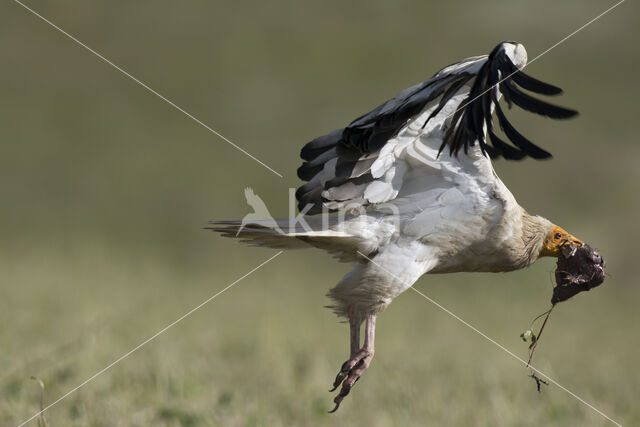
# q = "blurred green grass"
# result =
<box><xmin>1</xmin><ymin>0</ymin><xmax>639</xmax><ymax>425</ymax></box>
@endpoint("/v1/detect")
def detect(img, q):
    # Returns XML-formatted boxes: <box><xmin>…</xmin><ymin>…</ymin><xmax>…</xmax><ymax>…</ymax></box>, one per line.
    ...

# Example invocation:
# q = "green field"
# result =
<box><xmin>2</xmin><ymin>1</ymin><xmax>639</xmax><ymax>425</ymax></box>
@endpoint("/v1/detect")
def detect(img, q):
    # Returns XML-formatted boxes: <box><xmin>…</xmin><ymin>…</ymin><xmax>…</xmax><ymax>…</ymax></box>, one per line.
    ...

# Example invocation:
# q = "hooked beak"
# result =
<box><xmin>561</xmin><ymin>235</ymin><xmax>584</xmax><ymax>248</ymax></box>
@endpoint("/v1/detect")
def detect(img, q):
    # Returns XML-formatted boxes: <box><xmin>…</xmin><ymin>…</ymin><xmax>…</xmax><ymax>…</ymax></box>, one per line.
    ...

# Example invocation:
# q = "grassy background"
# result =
<box><xmin>1</xmin><ymin>0</ymin><xmax>639</xmax><ymax>425</ymax></box>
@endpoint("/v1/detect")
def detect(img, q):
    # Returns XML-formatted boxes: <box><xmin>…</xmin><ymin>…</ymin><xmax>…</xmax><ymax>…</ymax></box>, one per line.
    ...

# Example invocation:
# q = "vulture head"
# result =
<box><xmin>540</xmin><ymin>225</ymin><xmax>584</xmax><ymax>258</ymax></box>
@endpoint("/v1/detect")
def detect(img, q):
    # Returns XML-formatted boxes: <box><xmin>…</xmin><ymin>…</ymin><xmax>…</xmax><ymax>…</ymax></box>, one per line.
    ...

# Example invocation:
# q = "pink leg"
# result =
<box><xmin>350</xmin><ymin>316</ymin><xmax>361</xmax><ymax>356</ymax></box>
<box><xmin>329</xmin><ymin>313</ymin><xmax>376</xmax><ymax>413</ymax></box>
<box><xmin>330</xmin><ymin>315</ymin><xmax>361</xmax><ymax>393</ymax></box>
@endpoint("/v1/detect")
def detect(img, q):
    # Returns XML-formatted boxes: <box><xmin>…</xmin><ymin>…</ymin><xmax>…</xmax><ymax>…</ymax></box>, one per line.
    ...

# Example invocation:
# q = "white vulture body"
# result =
<box><xmin>210</xmin><ymin>41</ymin><xmax>583</xmax><ymax>411</ymax></box>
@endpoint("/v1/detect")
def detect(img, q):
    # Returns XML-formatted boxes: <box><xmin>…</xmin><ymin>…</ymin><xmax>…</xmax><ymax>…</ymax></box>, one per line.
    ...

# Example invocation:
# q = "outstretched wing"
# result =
<box><xmin>296</xmin><ymin>41</ymin><xmax>577</xmax><ymax>214</ymax></box>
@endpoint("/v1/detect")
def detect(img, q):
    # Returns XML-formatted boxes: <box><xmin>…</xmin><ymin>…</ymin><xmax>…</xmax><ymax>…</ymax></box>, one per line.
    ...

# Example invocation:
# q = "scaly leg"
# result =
<box><xmin>329</xmin><ymin>313</ymin><xmax>376</xmax><ymax>413</ymax></box>
<box><xmin>330</xmin><ymin>315</ymin><xmax>361</xmax><ymax>393</ymax></box>
<box><xmin>350</xmin><ymin>315</ymin><xmax>361</xmax><ymax>357</ymax></box>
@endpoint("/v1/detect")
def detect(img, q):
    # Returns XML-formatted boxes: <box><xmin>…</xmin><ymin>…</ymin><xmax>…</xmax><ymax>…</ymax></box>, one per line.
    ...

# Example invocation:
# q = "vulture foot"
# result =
<box><xmin>328</xmin><ymin>348</ymin><xmax>374</xmax><ymax>413</ymax></box>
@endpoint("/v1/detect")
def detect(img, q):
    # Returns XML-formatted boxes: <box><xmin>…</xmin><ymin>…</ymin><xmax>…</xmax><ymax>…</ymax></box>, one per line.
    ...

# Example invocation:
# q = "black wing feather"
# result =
<box><xmin>494</xmin><ymin>95</ymin><xmax>552</xmax><ymax>159</ymax></box>
<box><xmin>342</xmin><ymin>73</ymin><xmax>466</xmax><ymax>155</ymax></box>
<box><xmin>300</xmin><ymin>128</ymin><xmax>343</xmax><ymax>161</ymax></box>
<box><xmin>501</xmin><ymin>79</ymin><xmax>577</xmax><ymax>118</ymax></box>
<box><xmin>511</xmin><ymin>72</ymin><xmax>563</xmax><ymax>96</ymax></box>
<box><xmin>295</xmin><ymin>41</ymin><xmax>578</xmax><ymax>214</ymax></box>
<box><xmin>444</xmin><ymin>42</ymin><xmax>577</xmax><ymax>159</ymax></box>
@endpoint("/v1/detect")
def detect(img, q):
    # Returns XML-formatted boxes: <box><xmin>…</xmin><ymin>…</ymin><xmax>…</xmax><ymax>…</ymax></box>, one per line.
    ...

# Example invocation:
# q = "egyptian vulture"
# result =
<box><xmin>210</xmin><ymin>41</ymin><xmax>583</xmax><ymax>411</ymax></box>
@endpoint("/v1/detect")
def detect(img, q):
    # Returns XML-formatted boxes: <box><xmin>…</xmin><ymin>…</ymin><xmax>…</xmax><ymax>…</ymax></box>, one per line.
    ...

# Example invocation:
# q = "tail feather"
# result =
<box><xmin>206</xmin><ymin>218</ymin><xmax>367</xmax><ymax>263</ymax></box>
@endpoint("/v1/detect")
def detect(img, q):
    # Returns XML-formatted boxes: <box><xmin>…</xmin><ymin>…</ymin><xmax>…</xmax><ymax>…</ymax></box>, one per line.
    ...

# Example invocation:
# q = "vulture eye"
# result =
<box><xmin>554</xmin><ymin>233</ymin><xmax>562</xmax><ymax>240</ymax></box>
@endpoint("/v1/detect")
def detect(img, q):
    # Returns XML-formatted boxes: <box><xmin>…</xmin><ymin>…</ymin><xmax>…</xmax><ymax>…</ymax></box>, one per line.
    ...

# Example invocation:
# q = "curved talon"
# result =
<box><xmin>333</xmin><ymin>370</ymin><xmax>347</xmax><ymax>386</ymax></box>
<box><xmin>329</xmin><ymin>376</ymin><xmax>357</xmax><ymax>413</ymax></box>
<box><xmin>338</xmin><ymin>382</ymin><xmax>353</xmax><ymax>398</ymax></box>
<box><xmin>331</xmin><ymin>361</ymin><xmax>355</xmax><ymax>391</ymax></box>
<box><xmin>331</xmin><ymin>372</ymin><xmax>346</xmax><ymax>390</ymax></box>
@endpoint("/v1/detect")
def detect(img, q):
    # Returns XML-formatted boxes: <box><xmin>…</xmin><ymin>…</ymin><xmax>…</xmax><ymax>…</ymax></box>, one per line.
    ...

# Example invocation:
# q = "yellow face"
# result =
<box><xmin>540</xmin><ymin>225</ymin><xmax>584</xmax><ymax>258</ymax></box>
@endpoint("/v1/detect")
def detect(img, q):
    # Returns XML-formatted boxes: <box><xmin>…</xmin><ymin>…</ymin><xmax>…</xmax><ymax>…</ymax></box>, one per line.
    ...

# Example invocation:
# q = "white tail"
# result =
<box><xmin>207</xmin><ymin>218</ymin><xmax>371</xmax><ymax>263</ymax></box>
